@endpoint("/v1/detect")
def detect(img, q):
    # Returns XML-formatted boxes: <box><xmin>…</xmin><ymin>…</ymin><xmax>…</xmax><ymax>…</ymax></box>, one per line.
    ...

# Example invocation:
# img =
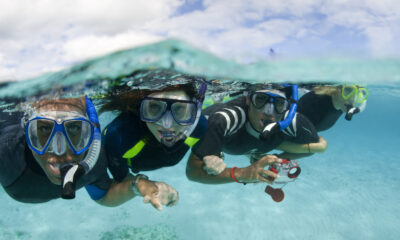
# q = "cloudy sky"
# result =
<box><xmin>0</xmin><ymin>0</ymin><xmax>399</xmax><ymax>81</ymax></box>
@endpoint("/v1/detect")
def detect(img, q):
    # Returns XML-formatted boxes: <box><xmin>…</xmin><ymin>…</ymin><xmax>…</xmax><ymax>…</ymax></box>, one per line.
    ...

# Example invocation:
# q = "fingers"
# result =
<box><xmin>259</xmin><ymin>169</ymin><xmax>279</xmax><ymax>184</ymax></box>
<box><xmin>143</xmin><ymin>193</ymin><xmax>163</xmax><ymax>211</ymax></box>
<box><xmin>257</xmin><ymin>174</ymin><xmax>274</xmax><ymax>184</ymax></box>
<box><xmin>259</xmin><ymin>155</ymin><xmax>282</xmax><ymax>167</ymax></box>
<box><xmin>155</xmin><ymin>182</ymin><xmax>179</xmax><ymax>207</ymax></box>
<box><xmin>203</xmin><ymin>155</ymin><xmax>226</xmax><ymax>175</ymax></box>
<box><xmin>166</xmin><ymin>191</ymin><xmax>179</xmax><ymax>207</ymax></box>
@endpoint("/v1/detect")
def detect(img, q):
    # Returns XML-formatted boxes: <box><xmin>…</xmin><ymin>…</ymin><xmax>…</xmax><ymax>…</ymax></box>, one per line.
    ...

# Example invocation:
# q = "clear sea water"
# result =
<box><xmin>1</xmin><ymin>40</ymin><xmax>399</xmax><ymax>240</ymax></box>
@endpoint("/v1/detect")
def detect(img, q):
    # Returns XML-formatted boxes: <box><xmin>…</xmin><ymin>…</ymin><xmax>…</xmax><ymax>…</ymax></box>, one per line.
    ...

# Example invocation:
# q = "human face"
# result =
<box><xmin>144</xmin><ymin>90</ymin><xmax>194</xmax><ymax>147</ymax></box>
<box><xmin>246</xmin><ymin>92</ymin><xmax>285</xmax><ymax>132</ymax></box>
<box><xmin>30</xmin><ymin>99</ymin><xmax>87</xmax><ymax>185</ymax></box>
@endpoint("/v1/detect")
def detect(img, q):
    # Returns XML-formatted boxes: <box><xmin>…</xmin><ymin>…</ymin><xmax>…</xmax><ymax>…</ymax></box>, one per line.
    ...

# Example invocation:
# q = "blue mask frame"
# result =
<box><xmin>25</xmin><ymin>116</ymin><xmax>94</xmax><ymax>155</ymax></box>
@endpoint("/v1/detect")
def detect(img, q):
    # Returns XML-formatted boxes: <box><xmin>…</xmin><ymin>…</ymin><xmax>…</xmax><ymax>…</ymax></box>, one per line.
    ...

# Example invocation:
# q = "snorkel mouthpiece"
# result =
<box><xmin>345</xmin><ymin>104</ymin><xmax>360</xmax><ymax>121</ymax></box>
<box><xmin>259</xmin><ymin>84</ymin><xmax>298</xmax><ymax>141</ymax></box>
<box><xmin>260</xmin><ymin>121</ymin><xmax>281</xmax><ymax>142</ymax></box>
<box><xmin>60</xmin><ymin>96</ymin><xmax>101</xmax><ymax>199</ymax></box>
<box><xmin>60</xmin><ymin>164</ymin><xmax>85</xmax><ymax>199</ymax></box>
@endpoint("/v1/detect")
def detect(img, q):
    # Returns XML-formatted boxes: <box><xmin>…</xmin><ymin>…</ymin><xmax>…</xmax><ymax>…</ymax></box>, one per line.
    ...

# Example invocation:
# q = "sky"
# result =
<box><xmin>0</xmin><ymin>0</ymin><xmax>399</xmax><ymax>81</ymax></box>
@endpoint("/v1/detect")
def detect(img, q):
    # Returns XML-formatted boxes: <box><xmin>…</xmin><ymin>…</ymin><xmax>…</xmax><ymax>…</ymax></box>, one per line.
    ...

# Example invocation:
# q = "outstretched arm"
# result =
<box><xmin>277</xmin><ymin>136</ymin><xmax>328</xmax><ymax>154</ymax></box>
<box><xmin>95</xmin><ymin>174</ymin><xmax>178</xmax><ymax>211</ymax></box>
<box><xmin>95</xmin><ymin>174</ymin><xmax>135</xmax><ymax>207</ymax></box>
<box><xmin>186</xmin><ymin>153</ymin><xmax>280</xmax><ymax>184</ymax></box>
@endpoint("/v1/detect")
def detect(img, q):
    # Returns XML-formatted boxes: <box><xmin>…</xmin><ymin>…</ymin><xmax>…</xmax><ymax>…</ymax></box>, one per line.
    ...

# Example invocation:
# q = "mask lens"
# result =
<box><xmin>141</xmin><ymin>99</ymin><xmax>167</xmax><ymax>122</ymax></box>
<box><xmin>357</xmin><ymin>88</ymin><xmax>369</xmax><ymax>103</ymax></box>
<box><xmin>171</xmin><ymin>102</ymin><xmax>197</xmax><ymax>124</ymax></box>
<box><xmin>342</xmin><ymin>85</ymin><xmax>356</xmax><ymax>99</ymax></box>
<box><xmin>28</xmin><ymin>119</ymin><xmax>55</xmax><ymax>152</ymax></box>
<box><xmin>252</xmin><ymin>93</ymin><xmax>269</xmax><ymax>109</ymax></box>
<box><xmin>64</xmin><ymin>120</ymin><xmax>92</xmax><ymax>152</ymax></box>
<box><xmin>274</xmin><ymin>98</ymin><xmax>288</xmax><ymax>114</ymax></box>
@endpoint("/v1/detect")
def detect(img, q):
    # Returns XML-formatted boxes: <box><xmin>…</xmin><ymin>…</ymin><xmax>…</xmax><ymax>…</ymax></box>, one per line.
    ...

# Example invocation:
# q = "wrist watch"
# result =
<box><xmin>132</xmin><ymin>174</ymin><xmax>149</xmax><ymax>196</ymax></box>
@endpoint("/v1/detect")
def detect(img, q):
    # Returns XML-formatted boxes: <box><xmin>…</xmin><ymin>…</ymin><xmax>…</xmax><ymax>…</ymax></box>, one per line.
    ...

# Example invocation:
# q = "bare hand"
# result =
<box><xmin>235</xmin><ymin>155</ymin><xmax>281</xmax><ymax>184</ymax></box>
<box><xmin>203</xmin><ymin>155</ymin><xmax>226</xmax><ymax>175</ymax></box>
<box><xmin>136</xmin><ymin>179</ymin><xmax>179</xmax><ymax>211</ymax></box>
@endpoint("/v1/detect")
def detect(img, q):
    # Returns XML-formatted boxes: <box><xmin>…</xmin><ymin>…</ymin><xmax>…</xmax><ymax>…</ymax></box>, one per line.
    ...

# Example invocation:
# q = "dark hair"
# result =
<box><xmin>98</xmin><ymin>82</ymin><xmax>198</xmax><ymax>115</ymax></box>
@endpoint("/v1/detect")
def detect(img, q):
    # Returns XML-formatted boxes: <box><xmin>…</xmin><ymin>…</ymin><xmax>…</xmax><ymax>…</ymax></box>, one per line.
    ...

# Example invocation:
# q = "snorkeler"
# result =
<box><xmin>297</xmin><ymin>85</ymin><xmax>369</xmax><ymax>132</ymax></box>
<box><xmin>186</xmin><ymin>84</ymin><xmax>327</xmax><ymax>184</ymax></box>
<box><xmin>0</xmin><ymin>96</ymin><xmax>129</xmax><ymax>205</ymax></box>
<box><xmin>100</xmin><ymin>69</ymin><xmax>207</xmax><ymax>211</ymax></box>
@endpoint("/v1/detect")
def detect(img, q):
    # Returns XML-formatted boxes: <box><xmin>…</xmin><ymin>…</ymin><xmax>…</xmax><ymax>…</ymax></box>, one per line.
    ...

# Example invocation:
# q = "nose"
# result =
<box><xmin>263</xmin><ymin>103</ymin><xmax>274</xmax><ymax>115</ymax></box>
<box><xmin>161</xmin><ymin>111</ymin><xmax>173</xmax><ymax>129</ymax></box>
<box><xmin>49</xmin><ymin>132</ymin><xmax>67</xmax><ymax>156</ymax></box>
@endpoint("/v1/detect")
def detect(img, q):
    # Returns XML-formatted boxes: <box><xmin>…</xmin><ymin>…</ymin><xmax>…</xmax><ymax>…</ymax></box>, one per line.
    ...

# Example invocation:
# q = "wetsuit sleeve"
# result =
<box><xmin>85</xmin><ymin>184</ymin><xmax>107</xmax><ymax>201</ymax></box>
<box><xmin>78</xmin><ymin>148</ymin><xmax>112</xmax><ymax>200</ymax></box>
<box><xmin>191</xmin><ymin>113</ymin><xmax>227</xmax><ymax>159</ymax></box>
<box><xmin>0</xmin><ymin>112</ymin><xmax>27</xmax><ymax>188</ymax></box>
<box><xmin>102</xmin><ymin>122</ymin><xmax>130</xmax><ymax>182</ymax></box>
<box><xmin>282</xmin><ymin>113</ymin><xmax>319</xmax><ymax>143</ymax></box>
<box><xmin>190</xmin><ymin>115</ymin><xmax>208</xmax><ymax>139</ymax></box>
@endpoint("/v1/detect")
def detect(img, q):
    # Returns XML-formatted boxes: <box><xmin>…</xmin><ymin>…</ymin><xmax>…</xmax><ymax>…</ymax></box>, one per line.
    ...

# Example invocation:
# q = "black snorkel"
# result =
<box><xmin>60</xmin><ymin>96</ymin><xmax>101</xmax><ymax>199</ymax></box>
<box><xmin>260</xmin><ymin>84</ymin><xmax>298</xmax><ymax>141</ymax></box>
<box><xmin>344</xmin><ymin>98</ymin><xmax>367</xmax><ymax>121</ymax></box>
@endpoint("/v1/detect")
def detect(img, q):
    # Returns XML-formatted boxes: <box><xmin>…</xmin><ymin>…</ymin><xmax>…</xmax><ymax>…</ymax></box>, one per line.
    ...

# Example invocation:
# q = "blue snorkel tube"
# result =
<box><xmin>180</xmin><ymin>80</ymin><xmax>207</xmax><ymax>140</ymax></box>
<box><xmin>60</xmin><ymin>96</ymin><xmax>102</xmax><ymax>199</ymax></box>
<box><xmin>260</xmin><ymin>84</ymin><xmax>298</xmax><ymax>141</ymax></box>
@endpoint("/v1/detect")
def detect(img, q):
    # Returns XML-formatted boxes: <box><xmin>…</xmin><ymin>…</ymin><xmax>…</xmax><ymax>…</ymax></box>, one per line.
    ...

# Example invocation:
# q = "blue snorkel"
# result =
<box><xmin>60</xmin><ymin>96</ymin><xmax>102</xmax><ymax>199</ymax></box>
<box><xmin>260</xmin><ymin>84</ymin><xmax>298</xmax><ymax>141</ymax></box>
<box><xmin>177</xmin><ymin>80</ymin><xmax>207</xmax><ymax>143</ymax></box>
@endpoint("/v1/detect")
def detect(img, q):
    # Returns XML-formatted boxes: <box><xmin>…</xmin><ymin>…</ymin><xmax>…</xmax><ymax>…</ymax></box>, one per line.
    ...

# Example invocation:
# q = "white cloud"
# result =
<box><xmin>0</xmin><ymin>0</ymin><xmax>400</xmax><ymax>80</ymax></box>
<box><xmin>0</xmin><ymin>53</ymin><xmax>16</xmax><ymax>81</ymax></box>
<box><xmin>62</xmin><ymin>31</ymin><xmax>164</xmax><ymax>62</ymax></box>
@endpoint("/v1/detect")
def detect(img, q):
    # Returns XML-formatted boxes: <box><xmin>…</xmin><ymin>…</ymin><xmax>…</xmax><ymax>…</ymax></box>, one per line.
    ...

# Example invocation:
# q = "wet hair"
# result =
<box><xmin>25</xmin><ymin>97</ymin><xmax>87</xmax><ymax>117</ymax></box>
<box><xmin>246</xmin><ymin>83</ymin><xmax>292</xmax><ymax>98</ymax></box>
<box><xmin>98</xmin><ymin>82</ymin><xmax>198</xmax><ymax>116</ymax></box>
<box><xmin>312</xmin><ymin>86</ymin><xmax>341</xmax><ymax>97</ymax></box>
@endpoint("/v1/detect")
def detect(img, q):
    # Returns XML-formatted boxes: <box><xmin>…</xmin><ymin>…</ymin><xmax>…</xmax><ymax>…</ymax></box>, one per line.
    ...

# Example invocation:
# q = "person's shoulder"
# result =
<box><xmin>102</xmin><ymin>113</ymin><xmax>144</xmax><ymax>158</ymax></box>
<box><xmin>0</xmin><ymin>115</ymin><xmax>27</xmax><ymax>188</ymax></box>
<box><xmin>103</xmin><ymin>113</ymin><xmax>142</xmax><ymax>136</ymax></box>
<box><xmin>282</xmin><ymin>112</ymin><xmax>318</xmax><ymax>142</ymax></box>
<box><xmin>206</xmin><ymin>97</ymin><xmax>247</xmax><ymax>137</ymax></box>
<box><xmin>191</xmin><ymin>115</ymin><xmax>208</xmax><ymax>138</ymax></box>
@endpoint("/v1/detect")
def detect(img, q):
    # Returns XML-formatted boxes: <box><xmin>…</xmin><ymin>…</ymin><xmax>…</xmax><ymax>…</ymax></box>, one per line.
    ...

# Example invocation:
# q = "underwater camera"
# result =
<box><xmin>265</xmin><ymin>159</ymin><xmax>301</xmax><ymax>202</ymax></box>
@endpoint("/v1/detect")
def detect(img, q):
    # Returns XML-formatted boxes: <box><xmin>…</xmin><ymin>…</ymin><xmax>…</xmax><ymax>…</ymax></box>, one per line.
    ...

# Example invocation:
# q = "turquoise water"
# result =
<box><xmin>1</xmin><ymin>40</ymin><xmax>400</xmax><ymax>240</ymax></box>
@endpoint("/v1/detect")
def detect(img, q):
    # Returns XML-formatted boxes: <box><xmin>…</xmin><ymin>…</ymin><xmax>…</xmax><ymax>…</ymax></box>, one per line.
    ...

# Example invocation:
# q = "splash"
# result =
<box><xmin>1</xmin><ymin>39</ymin><xmax>399</xmax><ymax>99</ymax></box>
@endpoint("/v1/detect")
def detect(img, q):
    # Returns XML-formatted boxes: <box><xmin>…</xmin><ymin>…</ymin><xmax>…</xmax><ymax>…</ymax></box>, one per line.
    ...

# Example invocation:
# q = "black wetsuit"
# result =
<box><xmin>102</xmin><ymin>112</ymin><xmax>207</xmax><ymax>181</ymax></box>
<box><xmin>297</xmin><ymin>91</ymin><xmax>343</xmax><ymax>132</ymax></box>
<box><xmin>0</xmin><ymin>112</ymin><xmax>112</xmax><ymax>203</ymax></box>
<box><xmin>192</xmin><ymin>96</ymin><xmax>319</xmax><ymax>159</ymax></box>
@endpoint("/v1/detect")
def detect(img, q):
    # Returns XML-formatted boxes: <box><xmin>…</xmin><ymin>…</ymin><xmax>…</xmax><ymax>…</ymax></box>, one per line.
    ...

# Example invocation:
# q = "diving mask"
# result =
<box><xmin>25</xmin><ymin>111</ymin><xmax>94</xmax><ymax>156</ymax></box>
<box><xmin>342</xmin><ymin>85</ymin><xmax>369</xmax><ymax>106</ymax></box>
<box><xmin>140</xmin><ymin>97</ymin><xmax>198</xmax><ymax>126</ymax></box>
<box><xmin>250</xmin><ymin>90</ymin><xmax>289</xmax><ymax>115</ymax></box>
<box><xmin>341</xmin><ymin>85</ymin><xmax>368</xmax><ymax>121</ymax></box>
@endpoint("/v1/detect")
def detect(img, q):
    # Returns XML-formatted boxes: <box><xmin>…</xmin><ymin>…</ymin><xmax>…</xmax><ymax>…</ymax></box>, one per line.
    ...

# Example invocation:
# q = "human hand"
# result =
<box><xmin>203</xmin><ymin>155</ymin><xmax>226</xmax><ymax>175</ymax></box>
<box><xmin>136</xmin><ymin>179</ymin><xmax>179</xmax><ymax>211</ymax></box>
<box><xmin>235</xmin><ymin>155</ymin><xmax>281</xmax><ymax>184</ymax></box>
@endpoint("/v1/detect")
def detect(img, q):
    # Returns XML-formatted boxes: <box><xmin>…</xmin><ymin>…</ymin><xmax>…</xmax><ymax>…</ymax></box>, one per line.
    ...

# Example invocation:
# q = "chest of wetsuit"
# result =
<box><xmin>102</xmin><ymin>113</ymin><xmax>207</xmax><ymax>181</ymax></box>
<box><xmin>193</xmin><ymin>96</ymin><xmax>319</xmax><ymax>159</ymax></box>
<box><xmin>0</xmin><ymin>113</ymin><xmax>111</xmax><ymax>203</ymax></box>
<box><xmin>297</xmin><ymin>91</ymin><xmax>343</xmax><ymax>132</ymax></box>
